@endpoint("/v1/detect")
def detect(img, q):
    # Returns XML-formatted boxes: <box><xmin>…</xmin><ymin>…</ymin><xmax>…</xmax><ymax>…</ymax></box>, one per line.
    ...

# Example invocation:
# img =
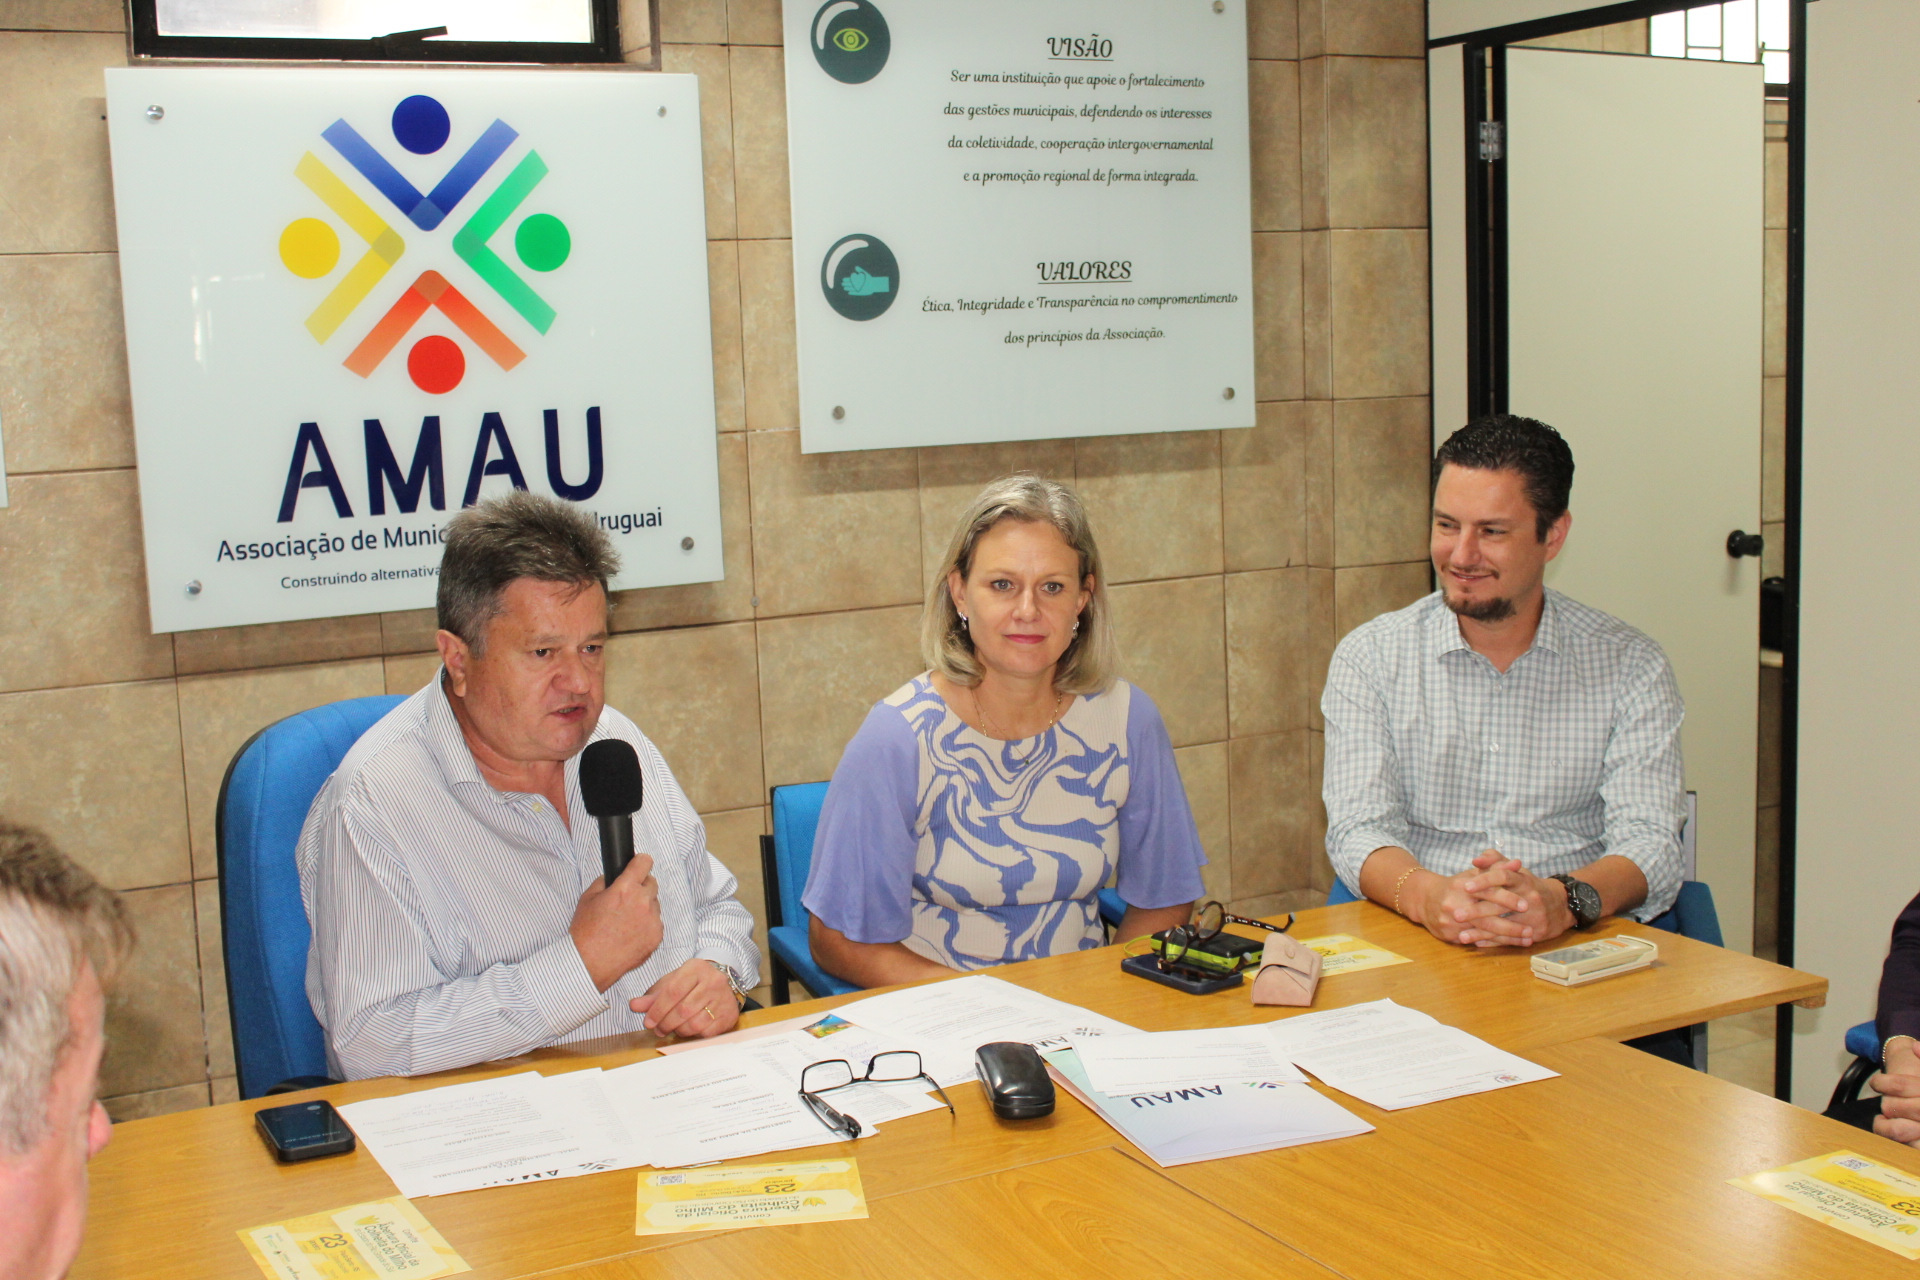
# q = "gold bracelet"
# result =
<box><xmin>1391</xmin><ymin>866</ymin><xmax>1420</xmax><ymax>917</ymax></box>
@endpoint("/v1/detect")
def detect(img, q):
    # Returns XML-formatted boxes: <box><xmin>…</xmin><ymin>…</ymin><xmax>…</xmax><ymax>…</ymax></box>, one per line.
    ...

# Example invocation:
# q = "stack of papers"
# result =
<box><xmin>1042</xmin><ymin>1046</ymin><xmax>1372</xmax><ymax>1167</ymax></box>
<box><xmin>832</xmin><ymin>974</ymin><xmax>1141</xmax><ymax>1086</ymax></box>
<box><xmin>1262</xmin><ymin>999</ymin><xmax>1558</xmax><ymax>1110</ymax></box>
<box><xmin>337</xmin><ymin>1014</ymin><xmax>954</xmax><ymax>1191</ymax></box>
<box><xmin>336</xmin><ymin>1070</ymin><xmax>641</xmax><ymax>1198</ymax></box>
<box><xmin>601</xmin><ymin>1016</ymin><xmax>947</xmax><ymax>1169</ymax></box>
<box><xmin>1072</xmin><ymin>1026</ymin><xmax>1307</xmax><ymax>1094</ymax></box>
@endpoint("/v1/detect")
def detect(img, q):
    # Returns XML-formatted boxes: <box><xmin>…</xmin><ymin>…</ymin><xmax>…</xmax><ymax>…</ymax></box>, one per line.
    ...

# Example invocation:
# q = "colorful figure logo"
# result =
<box><xmin>811</xmin><ymin>1</ymin><xmax>890</xmax><ymax>84</ymax></box>
<box><xmin>276</xmin><ymin>93</ymin><xmax>571</xmax><ymax>395</ymax></box>
<box><xmin>820</xmin><ymin>234</ymin><xmax>898</xmax><ymax>320</ymax></box>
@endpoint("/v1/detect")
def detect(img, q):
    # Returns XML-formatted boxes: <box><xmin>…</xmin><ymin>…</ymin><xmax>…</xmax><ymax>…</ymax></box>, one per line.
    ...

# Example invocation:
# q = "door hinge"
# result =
<box><xmin>1478</xmin><ymin>120</ymin><xmax>1504</xmax><ymax>162</ymax></box>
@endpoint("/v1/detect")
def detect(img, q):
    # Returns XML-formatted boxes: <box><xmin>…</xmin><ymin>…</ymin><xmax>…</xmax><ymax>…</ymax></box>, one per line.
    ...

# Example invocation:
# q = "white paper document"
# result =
<box><xmin>1072</xmin><ymin>1026</ymin><xmax>1308</xmax><ymax>1094</ymax></box>
<box><xmin>536</xmin><ymin>1068</ymin><xmax>645</xmax><ymax>1171</ymax></box>
<box><xmin>336</xmin><ymin>1071</ymin><xmax>627</xmax><ymax>1198</ymax></box>
<box><xmin>1044</xmin><ymin>1047</ymin><xmax>1372</xmax><ymax>1167</ymax></box>
<box><xmin>834</xmin><ymin>974</ymin><xmax>1141</xmax><ymax>1086</ymax></box>
<box><xmin>752</xmin><ymin>1014</ymin><xmax>951</xmax><ymax>1129</ymax></box>
<box><xmin>336</xmin><ymin>1014</ymin><xmax>956</xmax><ymax>1191</ymax></box>
<box><xmin>600</xmin><ymin>1048</ymin><xmax>851</xmax><ymax>1170</ymax></box>
<box><xmin>1262</xmin><ymin>999</ymin><xmax>1558</xmax><ymax>1110</ymax></box>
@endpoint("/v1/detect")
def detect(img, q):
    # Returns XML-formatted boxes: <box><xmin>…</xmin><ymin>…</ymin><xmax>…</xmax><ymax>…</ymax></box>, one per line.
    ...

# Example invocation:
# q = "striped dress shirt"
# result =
<box><xmin>1321</xmin><ymin>589</ymin><xmax>1685</xmax><ymax>922</ymax></box>
<box><xmin>297</xmin><ymin>674</ymin><xmax>759</xmax><ymax>1081</ymax></box>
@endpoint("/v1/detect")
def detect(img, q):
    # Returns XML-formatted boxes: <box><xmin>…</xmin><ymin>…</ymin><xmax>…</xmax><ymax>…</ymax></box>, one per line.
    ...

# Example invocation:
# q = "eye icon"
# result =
<box><xmin>811</xmin><ymin>1</ymin><xmax>889</xmax><ymax>83</ymax></box>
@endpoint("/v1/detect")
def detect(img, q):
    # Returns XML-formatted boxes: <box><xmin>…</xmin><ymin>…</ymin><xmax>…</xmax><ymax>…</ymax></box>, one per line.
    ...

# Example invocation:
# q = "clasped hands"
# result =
<box><xmin>1409</xmin><ymin>850</ymin><xmax>1575</xmax><ymax>949</ymax></box>
<box><xmin>568</xmin><ymin>853</ymin><xmax>740</xmax><ymax>1039</ymax></box>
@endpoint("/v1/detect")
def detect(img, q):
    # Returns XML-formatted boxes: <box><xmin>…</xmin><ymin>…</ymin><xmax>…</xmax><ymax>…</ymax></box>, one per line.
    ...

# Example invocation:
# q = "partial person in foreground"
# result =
<box><xmin>298</xmin><ymin>493</ymin><xmax>759</xmax><ymax>1082</ymax></box>
<box><xmin>0</xmin><ymin>821</ymin><xmax>133</xmax><ymax>1280</ymax></box>
<box><xmin>805</xmin><ymin>474</ymin><xmax>1207</xmax><ymax>988</ymax></box>
<box><xmin>1321</xmin><ymin>415</ymin><xmax>1685</xmax><ymax>949</ymax></box>
<box><xmin>1866</xmin><ymin>891</ymin><xmax>1920</xmax><ymax>1143</ymax></box>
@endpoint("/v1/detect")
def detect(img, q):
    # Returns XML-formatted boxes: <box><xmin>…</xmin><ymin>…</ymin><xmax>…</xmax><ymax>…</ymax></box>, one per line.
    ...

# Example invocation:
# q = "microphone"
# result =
<box><xmin>580</xmin><ymin>739</ymin><xmax>644</xmax><ymax>886</ymax></box>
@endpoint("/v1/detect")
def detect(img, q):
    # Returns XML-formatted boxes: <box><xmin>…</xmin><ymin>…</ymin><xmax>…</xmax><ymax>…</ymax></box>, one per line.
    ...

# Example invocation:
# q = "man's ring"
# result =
<box><xmin>703</xmin><ymin>1005</ymin><xmax>713</xmax><ymax>1019</ymax></box>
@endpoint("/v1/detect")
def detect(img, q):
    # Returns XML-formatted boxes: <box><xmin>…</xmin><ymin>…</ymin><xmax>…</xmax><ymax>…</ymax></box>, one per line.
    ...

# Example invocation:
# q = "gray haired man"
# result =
<box><xmin>0</xmin><ymin>822</ymin><xmax>132</xmax><ymax>1280</ymax></box>
<box><xmin>298</xmin><ymin>492</ymin><xmax>760</xmax><ymax>1081</ymax></box>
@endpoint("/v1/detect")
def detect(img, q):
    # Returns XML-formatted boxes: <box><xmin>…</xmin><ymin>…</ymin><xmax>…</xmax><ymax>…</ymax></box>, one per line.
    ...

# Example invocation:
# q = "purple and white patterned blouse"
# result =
<box><xmin>802</xmin><ymin>674</ymin><xmax>1207</xmax><ymax>971</ymax></box>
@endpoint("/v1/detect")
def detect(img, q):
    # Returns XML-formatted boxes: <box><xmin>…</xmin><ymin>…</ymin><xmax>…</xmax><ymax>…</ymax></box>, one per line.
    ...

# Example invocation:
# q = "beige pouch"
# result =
<box><xmin>1251</xmin><ymin>934</ymin><xmax>1322</xmax><ymax>1006</ymax></box>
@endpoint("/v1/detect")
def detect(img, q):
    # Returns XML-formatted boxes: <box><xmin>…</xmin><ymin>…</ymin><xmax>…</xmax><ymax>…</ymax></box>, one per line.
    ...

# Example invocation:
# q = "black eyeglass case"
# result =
<box><xmin>974</xmin><ymin>1041</ymin><xmax>1056</xmax><ymax>1119</ymax></box>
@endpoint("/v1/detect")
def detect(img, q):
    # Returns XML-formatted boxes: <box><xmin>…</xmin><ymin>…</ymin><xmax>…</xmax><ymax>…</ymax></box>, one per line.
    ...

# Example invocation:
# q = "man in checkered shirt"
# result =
<box><xmin>1321</xmin><ymin>415</ymin><xmax>1685</xmax><ymax>949</ymax></box>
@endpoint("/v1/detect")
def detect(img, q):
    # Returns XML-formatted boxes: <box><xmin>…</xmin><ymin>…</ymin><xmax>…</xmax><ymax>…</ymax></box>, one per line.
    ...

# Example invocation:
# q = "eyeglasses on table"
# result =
<box><xmin>1146</xmin><ymin>899</ymin><xmax>1296</xmax><ymax>979</ymax></box>
<box><xmin>798</xmin><ymin>1050</ymin><xmax>957</xmax><ymax>1140</ymax></box>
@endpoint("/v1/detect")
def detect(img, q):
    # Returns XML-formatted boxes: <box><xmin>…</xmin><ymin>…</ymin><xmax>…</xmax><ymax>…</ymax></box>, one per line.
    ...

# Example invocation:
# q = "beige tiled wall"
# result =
<box><xmin>0</xmin><ymin>0</ymin><xmax>1433</xmax><ymax>1119</ymax></box>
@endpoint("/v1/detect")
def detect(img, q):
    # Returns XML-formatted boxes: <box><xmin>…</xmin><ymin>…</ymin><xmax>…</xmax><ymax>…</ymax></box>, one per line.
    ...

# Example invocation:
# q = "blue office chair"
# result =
<box><xmin>1324</xmin><ymin>875</ymin><xmax>1722</xmax><ymax>1069</ymax></box>
<box><xmin>760</xmin><ymin>782</ymin><xmax>861</xmax><ymax>1004</ymax></box>
<box><xmin>217</xmin><ymin>695</ymin><xmax>405</xmax><ymax>1098</ymax></box>
<box><xmin>1825</xmin><ymin>1020</ymin><xmax>1886</xmax><ymax>1131</ymax></box>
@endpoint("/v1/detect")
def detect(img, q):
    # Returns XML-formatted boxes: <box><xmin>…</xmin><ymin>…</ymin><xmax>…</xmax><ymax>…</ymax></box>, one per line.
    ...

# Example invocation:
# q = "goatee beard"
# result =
<box><xmin>1445</xmin><ymin>590</ymin><xmax>1516</xmax><ymax>623</ymax></box>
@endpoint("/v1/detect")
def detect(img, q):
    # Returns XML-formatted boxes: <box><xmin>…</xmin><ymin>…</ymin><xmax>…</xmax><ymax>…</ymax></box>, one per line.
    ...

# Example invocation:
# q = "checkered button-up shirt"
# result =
<box><xmin>1320</xmin><ymin>589</ymin><xmax>1685</xmax><ymax>921</ymax></box>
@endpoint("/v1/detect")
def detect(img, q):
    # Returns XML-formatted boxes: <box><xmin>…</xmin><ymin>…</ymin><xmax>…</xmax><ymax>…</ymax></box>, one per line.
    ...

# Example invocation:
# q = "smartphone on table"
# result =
<box><xmin>255</xmin><ymin>1099</ymin><xmax>355</xmax><ymax>1163</ymax></box>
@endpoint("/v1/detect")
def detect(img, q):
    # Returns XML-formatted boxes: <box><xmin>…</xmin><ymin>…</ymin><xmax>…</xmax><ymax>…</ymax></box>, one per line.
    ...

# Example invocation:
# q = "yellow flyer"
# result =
<box><xmin>1300</xmin><ymin>934</ymin><xmax>1410</xmax><ymax>976</ymax></box>
<box><xmin>239</xmin><ymin>1196</ymin><xmax>470</xmax><ymax>1280</ymax></box>
<box><xmin>634</xmin><ymin>1159</ymin><xmax>869</xmax><ymax>1235</ymax></box>
<box><xmin>1730</xmin><ymin>1149</ymin><xmax>1920</xmax><ymax>1258</ymax></box>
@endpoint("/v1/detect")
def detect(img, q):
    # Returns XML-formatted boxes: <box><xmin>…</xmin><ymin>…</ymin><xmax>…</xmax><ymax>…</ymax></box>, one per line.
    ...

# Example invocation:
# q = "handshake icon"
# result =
<box><xmin>840</xmin><ymin>266</ymin><xmax>892</xmax><ymax>297</ymax></box>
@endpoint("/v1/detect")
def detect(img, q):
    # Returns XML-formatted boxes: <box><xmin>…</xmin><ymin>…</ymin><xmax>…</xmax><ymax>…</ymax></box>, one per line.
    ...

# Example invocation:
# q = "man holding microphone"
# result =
<box><xmin>298</xmin><ymin>493</ymin><xmax>758</xmax><ymax>1081</ymax></box>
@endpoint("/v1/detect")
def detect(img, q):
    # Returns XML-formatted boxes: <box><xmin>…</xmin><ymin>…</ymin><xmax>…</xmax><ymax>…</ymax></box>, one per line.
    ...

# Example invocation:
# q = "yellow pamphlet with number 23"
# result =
<box><xmin>635</xmin><ymin>1159</ymin><xmax>869</xmax><ymax>1234</ymax></box>
<box><xmin>240</xmin><ymin>1195</ymin><xmax>469</xmax><ymax>1280</ymax></box>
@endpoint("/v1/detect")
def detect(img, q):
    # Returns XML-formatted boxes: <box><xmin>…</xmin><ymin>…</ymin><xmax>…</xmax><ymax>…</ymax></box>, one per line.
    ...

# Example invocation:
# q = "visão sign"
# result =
<box><xmin>784</xmin><ymin>0</ymin><xmax>1255</xmax><ymax>453</ymax></box>
<box><xmin>106</xmin><ymin>68</ymin><xmax>721</xmax><ymax>632</ymax></box>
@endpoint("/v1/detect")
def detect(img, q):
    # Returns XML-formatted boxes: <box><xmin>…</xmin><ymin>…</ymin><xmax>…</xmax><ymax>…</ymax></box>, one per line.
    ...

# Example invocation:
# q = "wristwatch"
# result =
<box><xmin>1550</xmin><ymin>874</ymin><xmax>1603</xmax><ymax>930</ymax></box>
<box><xmin>706</xmin><ymin>958</ymin><xmax>752</xmax><ymax>1008</ymax></box>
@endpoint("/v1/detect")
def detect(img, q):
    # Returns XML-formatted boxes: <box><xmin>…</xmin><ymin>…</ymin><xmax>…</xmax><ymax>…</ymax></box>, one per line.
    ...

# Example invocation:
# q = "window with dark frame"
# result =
<box><xmin>1650</xmin><ymin>0</ymin><xmax>1792</xmax><ymax>94</ymax></box>
<box><xmin>130</xmin><ymin>0</ymin><xmax>632</xmax><ymax>64</ymax></box>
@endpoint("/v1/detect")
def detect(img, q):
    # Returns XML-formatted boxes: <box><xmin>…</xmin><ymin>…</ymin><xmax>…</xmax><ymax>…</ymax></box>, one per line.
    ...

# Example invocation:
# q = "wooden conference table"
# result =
<box><xmin>78</xmin><ymin>901</ymin><xmax>1894</xmax><ymax>1280</ymax></box>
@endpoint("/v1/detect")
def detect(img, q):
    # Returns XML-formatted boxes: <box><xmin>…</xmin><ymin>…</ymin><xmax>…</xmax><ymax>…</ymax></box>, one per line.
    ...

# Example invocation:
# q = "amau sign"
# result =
<box><xmin>106</xmin><ymin>68</ymin><xmax>722</xmax><ymax>632</ymax></box>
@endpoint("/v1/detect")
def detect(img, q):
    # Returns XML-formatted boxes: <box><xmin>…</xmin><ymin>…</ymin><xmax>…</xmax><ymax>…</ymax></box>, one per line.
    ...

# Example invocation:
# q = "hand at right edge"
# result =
<box><xmin>1872</xmin><ymin>1039</ymin><xmax>1920</xmax><ymax>1146</ymax></box>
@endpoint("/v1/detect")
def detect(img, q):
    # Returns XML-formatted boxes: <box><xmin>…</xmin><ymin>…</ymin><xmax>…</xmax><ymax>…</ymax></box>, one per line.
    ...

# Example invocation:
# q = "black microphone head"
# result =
<box><xmin>580</xmin><ymin>739</ymin><xmax>644</xmax><ymax>817</ymax></box>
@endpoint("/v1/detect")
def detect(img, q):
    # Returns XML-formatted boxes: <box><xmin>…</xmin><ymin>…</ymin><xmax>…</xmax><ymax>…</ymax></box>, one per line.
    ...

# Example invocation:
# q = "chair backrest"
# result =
<box><xmin>767</xmin><ymin>782</ymin><xmax>831</xmax><ymax>930</ymax></box>
<box><xmin>217</xmin><ymin>695</ymin><xmax>405</xmax><ymax>1098</ymax></box>
<box><xmin>1645</xmin><ymin>880</ymin><xmax>1724</xmax><ymax>948</ymax></box>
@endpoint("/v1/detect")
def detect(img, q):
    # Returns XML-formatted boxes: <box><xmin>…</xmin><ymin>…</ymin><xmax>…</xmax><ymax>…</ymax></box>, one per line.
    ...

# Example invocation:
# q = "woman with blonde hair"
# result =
<box><xmin>802</xmin><ymin>475</ymin><xmax>1205</xmax><ymax>987</ymax></box>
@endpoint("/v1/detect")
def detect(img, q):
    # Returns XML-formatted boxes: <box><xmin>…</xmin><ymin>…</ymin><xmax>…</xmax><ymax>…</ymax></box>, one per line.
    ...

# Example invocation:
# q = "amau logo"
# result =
<box><xmin>821</xmin><ymin>234</ymin><xmax>898</xmax><ymax>320</ymax></box>
<box><xmin>277</xmin><ymin>93</ymin><xmax>572</xmax><ymax>395</ymax></box>
<box><xmin>811</xmin><ymin>1</ymin><xmax>890</xmax><ymax>84</ymax></box>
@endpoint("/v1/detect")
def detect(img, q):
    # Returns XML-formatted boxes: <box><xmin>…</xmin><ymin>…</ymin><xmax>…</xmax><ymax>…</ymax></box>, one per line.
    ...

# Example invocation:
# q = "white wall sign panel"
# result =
<box><xmin>783</xmin><ymin>0</ymin><xmax>1255</xmax><ymax>453</ymax></box>
<box><xmin>105</xmin><ymin>68</ymin><xmax>721</xmax><ymax>633</ymax></box>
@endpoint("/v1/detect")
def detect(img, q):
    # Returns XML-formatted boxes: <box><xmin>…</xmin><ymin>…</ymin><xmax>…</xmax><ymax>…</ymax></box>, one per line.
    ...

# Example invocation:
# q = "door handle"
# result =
<box><xmin>1726</xmin><ymin>530</ymin><xmax>1764</xmax><ymax>558</ymax></box>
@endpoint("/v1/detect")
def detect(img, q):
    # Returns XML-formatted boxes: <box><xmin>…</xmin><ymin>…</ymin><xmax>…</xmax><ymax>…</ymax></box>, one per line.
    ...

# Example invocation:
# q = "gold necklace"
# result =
<box><xmin>973</xmin><ymin>685</ymin><xmax>1068</xmax><ymax>740</ymax></box>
